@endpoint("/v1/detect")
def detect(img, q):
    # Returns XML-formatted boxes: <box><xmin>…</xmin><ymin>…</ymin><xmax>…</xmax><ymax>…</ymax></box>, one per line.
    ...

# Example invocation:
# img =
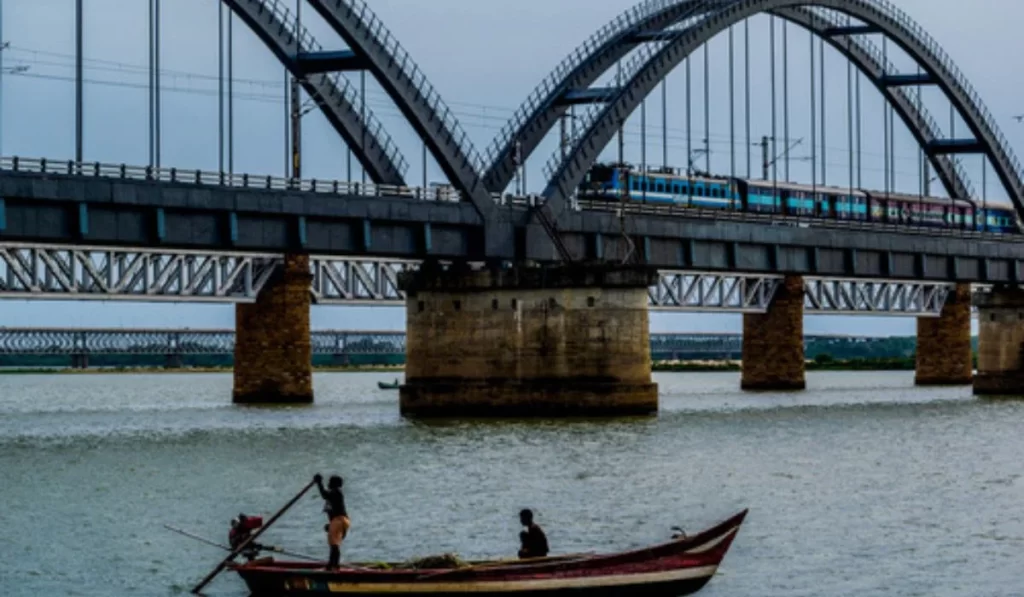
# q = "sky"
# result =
<box><xmin>0</xmin><ymin>0</ymin><xmax>1020</xmax><ymax>334</ymax></box>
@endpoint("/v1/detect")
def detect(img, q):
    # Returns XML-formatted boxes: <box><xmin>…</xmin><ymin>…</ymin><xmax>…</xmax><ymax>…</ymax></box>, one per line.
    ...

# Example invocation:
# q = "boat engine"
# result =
<box><xmin>229</xmin><ymin>513</ymin><xmax>265</xmax><ymax>561</ymax></box>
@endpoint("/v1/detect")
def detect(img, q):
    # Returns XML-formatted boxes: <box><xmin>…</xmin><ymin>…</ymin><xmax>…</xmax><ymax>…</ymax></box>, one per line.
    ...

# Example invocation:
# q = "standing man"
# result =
<box><xmin>314</xmin><ymin>473</ymin><xmax>350</xmax><ymax>569</ymax></box>
<box><xmin>517</xmin><ymin>509</ymin><xmax>549</xmax><ymax>559</ymax></box>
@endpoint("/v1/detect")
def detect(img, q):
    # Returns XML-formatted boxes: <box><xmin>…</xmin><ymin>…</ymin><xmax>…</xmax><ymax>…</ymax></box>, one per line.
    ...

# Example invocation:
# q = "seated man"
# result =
<box><xmin>517</xmin><ymin>509</ymin><xmax>549</xmax><ymax>559</ymax></box>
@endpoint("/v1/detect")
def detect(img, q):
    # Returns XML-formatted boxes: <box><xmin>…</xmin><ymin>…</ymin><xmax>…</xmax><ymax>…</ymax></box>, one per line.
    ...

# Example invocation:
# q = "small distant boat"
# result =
<box><xmin>378</xmin><ymin>379</ymin><xmax>400</xmax><ymax>390</ymax></box>
<box><xmin>230</xmin><ymin>510</ymin><xmax>748</xmax><ymax>596</ymax></box>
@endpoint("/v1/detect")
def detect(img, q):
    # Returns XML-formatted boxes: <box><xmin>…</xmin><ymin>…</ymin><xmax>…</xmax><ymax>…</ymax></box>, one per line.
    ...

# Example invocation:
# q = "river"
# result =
<box><xmin>0</xmin><ymin>371</ymin><xmax>1021</xmax><ymax>596</ymax></box>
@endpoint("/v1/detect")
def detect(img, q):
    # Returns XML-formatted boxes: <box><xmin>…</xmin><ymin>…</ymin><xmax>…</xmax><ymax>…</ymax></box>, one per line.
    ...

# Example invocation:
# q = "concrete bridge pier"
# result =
<box><xmin>232</xmin><ymin>254</ymin><xmax>313</xmax><ymax>404</ymax></box>
<box><xmin>915</xmin><ymin>283</ymin><xmax>973</xmax><ymax>386</ymax></box>
<box><xmin>741</xmin><ymin>275</ymin><xmax>805</xmax><ymax>391</ymax></box>
<box><xmin>399</xmin><ymin>263</ymin><xmax>659</xmax><ymax>417</ymax></box>
<box><xmin>71</xmin><ymin>354</ymin><xmax>89</xmax><ymax>369</ymax></box>
<box><xmin>974</xmin><ymin>286</ymin><xmax>1024</xmax><ymax>395</ymax></box>
<box><xmin>165</xmin><ymin>354</ymin><xmax>184</xmax><ymax>370</ymax></box>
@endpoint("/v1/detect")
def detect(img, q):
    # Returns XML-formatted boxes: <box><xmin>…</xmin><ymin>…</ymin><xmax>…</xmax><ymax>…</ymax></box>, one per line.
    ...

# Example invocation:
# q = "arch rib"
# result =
<box><xmin>306</xmin><ymin>0</ymin><xmax>496</xmax><ymax>219</ymax></box>
<box><xmin>540</xmin><ymin>0</ymin><xmax>1024</xmax><ymax>224</ymax></box>
<box><xmin>482</xmin><ymin>0</ymin><xmax>730</xmax><ymax>194</ymax></box>
<box><xmin>222</xmin><ymin>0</ymin><xmax>408</xmax><ymax>185</ymax></box>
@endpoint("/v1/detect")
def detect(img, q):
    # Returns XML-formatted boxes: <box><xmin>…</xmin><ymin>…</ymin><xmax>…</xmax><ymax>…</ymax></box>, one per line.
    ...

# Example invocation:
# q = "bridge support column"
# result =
<box><xmin>974</xmin><ymin>286</ymin><xmax>1024</xmax><ymax>395</ymax></box>
<box><xmin>742</xmin><ymin>275</ymin><xmax>805</xmax><ymax>391</ymax></box>
<box><xmin>916</xmin><ymin>283</ymin><xmax>972</xmax><ymax>386</ymax></box>
<box><xmin>165</xmin><ymin>354</ymin><xmax>184</xmax><ymax>370</ymax></box>
<box><xmin>232</xmin><ymin>254</ymin><xmax>313</xmax><ymax>404</ymax></box>
<box><xmin>399</xmin><ymin>264</ymin><xmax>659</xmax><ymax>417</ymax></box>
<box><xmin>71</xmin><ymin>354</ymin><xmax>89</xmax><ymax>370</ymax></box>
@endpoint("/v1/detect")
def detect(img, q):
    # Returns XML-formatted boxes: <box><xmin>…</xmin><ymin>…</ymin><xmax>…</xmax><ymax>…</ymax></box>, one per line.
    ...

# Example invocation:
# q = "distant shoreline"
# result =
<box><xmin>0</xmin><ymin>358</ymin><xmax>920</xmax><ymax>375</ymax></box>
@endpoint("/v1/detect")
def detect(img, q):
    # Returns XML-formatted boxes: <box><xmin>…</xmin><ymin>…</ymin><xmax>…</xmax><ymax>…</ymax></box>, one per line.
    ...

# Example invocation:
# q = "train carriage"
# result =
<box><xmin>577</xmin><ymin>162</ymin><xmax>1021</xmax><ymax>235</ymax></box>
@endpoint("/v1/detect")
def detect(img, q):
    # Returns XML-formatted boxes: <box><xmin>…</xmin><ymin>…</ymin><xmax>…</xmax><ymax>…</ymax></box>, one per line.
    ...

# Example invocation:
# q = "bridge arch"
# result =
<box><xmin>305</xmin><ymin>0</ymin><xmax>496</xmax><ymax>219</ymax></box>
<box><xmin>528</xmin><ymin>0</ymin><xmax>1023</xmax><ymax>223</ymax></box>
<box><xmin>223</xmin><ymin>0</ymin><xmax>409</xmax><ymax>186</ymax></box>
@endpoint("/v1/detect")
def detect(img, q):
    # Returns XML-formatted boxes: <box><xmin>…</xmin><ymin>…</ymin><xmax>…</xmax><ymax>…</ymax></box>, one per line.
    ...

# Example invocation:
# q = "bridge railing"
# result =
<box><xmin>0</xmin><ymin>156</ymin><xmax>475</xmax><ymax>203</ymax></box>
<box><xmin>258</xmin><ymin>0</ymin><xmax>409</xmax><ymax>178</ymax></box>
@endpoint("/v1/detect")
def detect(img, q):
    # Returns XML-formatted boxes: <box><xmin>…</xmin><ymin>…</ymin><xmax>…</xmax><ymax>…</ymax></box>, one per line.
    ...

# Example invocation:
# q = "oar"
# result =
<box><xmin>190</xmin><ymin>479</ymin><xmax>317</xmax><ymax>595</ymax></box>
<box><xmin>163</xmin><ymin>524</ymin><xmax>321</xmax><ymax>563</ymax></box>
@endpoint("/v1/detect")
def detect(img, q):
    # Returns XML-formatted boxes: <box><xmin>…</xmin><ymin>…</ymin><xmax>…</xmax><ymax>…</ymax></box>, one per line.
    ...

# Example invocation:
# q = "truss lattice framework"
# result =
<box><xmin>0</xmin><ymin>245</ymin><xmax>959</xmax><ymax>315</ymax></box>
<box><xmin>804</xmin><ymin>278</ymin><xmax>952</xmax><ymax>317</ymax></box>
<box><xmin>650</xmin><ymin>272</ymin><xmax>782</xmax><ymax>312</ymax></box>
<box><xmin>0</xmin><ymin>244</ymin><xmax>417</xmax><ymax>305</ymax></box>
<box><xmin>534</xmin><ymin>0</ymin><xmax>1023</xmax><ymax>223</ymax></box>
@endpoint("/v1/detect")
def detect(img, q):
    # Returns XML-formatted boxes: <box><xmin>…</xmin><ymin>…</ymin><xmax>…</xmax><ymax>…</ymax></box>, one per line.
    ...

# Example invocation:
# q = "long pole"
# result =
<box><xmin>191</xmin><ymin>480</ymin><xmax>317</xmax><ymax>594</ymax></box>
<box><xmin>218</xmin><ymin>3</ymin><xmax>224</xmax><ymax>175</ymax></box>
<box><xmin>782</xmin><ymin>21</ymin><xmax>788</xmax><ymax>181</ymax></box>
<box><xmin>704</xmin><ymin>44</ymin><xmax>710</xmax><ymax>173</ymax></box>
<box><xmin>75</xmin><ymin>0</ymin><xmax>83</xmax><ymax>163</ymax></box>
<box><xmin>641</xmin><ymin>99</ymin><xmax>647</xmax><ymax>203</ymax></box>
<box><xmin>770</xmin><ymin>16</ymin><xmax>777</xmax><ymax>193</ymax></box>
<box><xmin>228</xmin><ymin>9</ymin><xmax>233</xmax><ymax>176</ymax></box>
<box><xmin>154</xmin><ymin>0</ymin><xmax>160</xmax><ymax>167</ymax></box>
<box><xmin>662</xmin><ymin>80</ymin><xmax>668</xmax><ymax>169</ymax></box>
<box><xmin>148</xmin><ymin>0</ymin><xmax>153</xmax><ymax>167</ymax></box>
<box><xmin>729</xmin><ymin>24</ymin><xmax>735</xmax><ymax>180</ymax></box>
<box><xmin>0</xmin><ymin>0</ymin><xmax>4</xmax><ymax>158</ymax></box>
<box><xmin>744</xmin><ymin>19</ymin><xmax>751</xmax><ymax>179</ymax></box>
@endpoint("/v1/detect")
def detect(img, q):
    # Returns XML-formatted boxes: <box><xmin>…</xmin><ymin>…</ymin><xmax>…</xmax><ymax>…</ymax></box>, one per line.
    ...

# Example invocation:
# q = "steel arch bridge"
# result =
<box><xmin>222</xmin><ymin>0</ymin><xmax>1023</xmax><ymax>260</ymax></box>
<box><xmin>530</xmin><ymin>0</ymin><xmax>1023</xmax><ymax>222</ymax></box>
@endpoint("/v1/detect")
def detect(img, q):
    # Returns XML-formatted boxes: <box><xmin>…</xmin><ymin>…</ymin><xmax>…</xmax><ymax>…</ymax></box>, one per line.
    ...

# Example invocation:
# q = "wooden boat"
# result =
<box><xmin>230</xmin><ymin>509</ymin><xmax>747</xmax><ymax>596</ymax></box>
<box><xmin>377</xmin><ymin>380</ymin><xmax>400</xmax><ymax>390</ymax></box>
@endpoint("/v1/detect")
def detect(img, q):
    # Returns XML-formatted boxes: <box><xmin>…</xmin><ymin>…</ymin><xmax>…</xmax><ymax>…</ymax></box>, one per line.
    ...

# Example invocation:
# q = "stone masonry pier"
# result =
<box><xmin>741</xmin><ymin>275</ymin><xmax>806</xmax><ymax>391</ymax></box>
<box><xmin>232</xmin><ymin>254</ymin><xmax>313</xmax><ymax>404</ymax></box>
<box><xmin>975</xmin><ymin>286</ymin><xmax>1024</xmax><ymax>396</ymax></box>
<box><xmin>399</xmin><ymin>263</ymin><xmax>659</xmax><ymax>417</ymax></box>
<box><xmin>916</xmin><ymin>283</ymin><xmax>973</xmax><ymax>386</ymax></box>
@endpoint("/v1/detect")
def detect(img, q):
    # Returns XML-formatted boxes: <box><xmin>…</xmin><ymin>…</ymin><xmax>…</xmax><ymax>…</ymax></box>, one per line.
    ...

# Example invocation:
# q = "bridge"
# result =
<box><xmin>0</xmin><ymin>327</ymin><xmax>906</xmax><ymax>367</ymax></box>
<box><xmin>1</xmin><ymin>0</ymin><xmax>1022</xmax><ymax>414</ymax></box>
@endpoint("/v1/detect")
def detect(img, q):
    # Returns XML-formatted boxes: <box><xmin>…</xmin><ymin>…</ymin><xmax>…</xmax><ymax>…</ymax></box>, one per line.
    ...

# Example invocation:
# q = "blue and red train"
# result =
<box><xmin>578</xmin><ymin>163</ymin><xmax>1020</xmax><ymax>234</ymax></box>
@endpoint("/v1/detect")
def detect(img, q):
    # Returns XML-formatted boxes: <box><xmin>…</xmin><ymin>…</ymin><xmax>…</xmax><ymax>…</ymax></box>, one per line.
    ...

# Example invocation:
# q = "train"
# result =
<box><xmin>577</xmin><ymin>163</ymin><xmax>1021</xmax><ymax>234</ymax></box>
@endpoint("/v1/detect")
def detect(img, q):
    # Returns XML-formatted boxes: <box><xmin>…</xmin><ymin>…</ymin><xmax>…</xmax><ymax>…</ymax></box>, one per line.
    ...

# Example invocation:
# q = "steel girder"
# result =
<box><xmin>310</xmin><ymin>258</ymin><xmax>416</xmax><ymax>305</ymax></box>
<box><xmin>306</xmin><ymin>0</ymin><xmax>496</xmax><ymax>220</ymax></box>
<box><xmin>0</xmin><ymin>244</ymin><xmax>957</xmax><ymax>316</ymax></box>
<box><xmin>222</xmin><ymin>0</ymin><xmax>408</xmax><ymax>184</ymax></box>
<box><xmin>0</xmin><ymin>244</ymin><xmax>280</xmax><ymax>302</ymax></box>
<box><xmin>804</xmin><ymin>278</ymin><xmax>953</xmax><ymax>316</ymax></box>
<box><xmin>0</xmin><ymin>244</ymin><xmax>414</xmax><ymax>305</ymax></box>
<box><xmin>649</xmin><ymin>271</ymin><xmax>782</xmax><ymax>312</ymax></box>
<box><xmin>539</xmin><ymin>0</ymin><xmax>1023</xmax><ymax>224</ymax></box>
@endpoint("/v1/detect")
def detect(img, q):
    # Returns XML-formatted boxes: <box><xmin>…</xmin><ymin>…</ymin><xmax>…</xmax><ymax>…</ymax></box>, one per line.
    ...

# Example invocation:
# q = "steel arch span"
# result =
<box><xmin>223</xmin><ymin>0</ymin><xmax>409</xmax><ymax>185</ymax></box>
<box><xmin>305</xmin><ymin>0</ymin><xmax>497</xmax><ymax>220</ymax></box>
<box><xmin>530</xmin><ymin>0</ymin><xmax>1024</xmax><ymax>226</ymax></box>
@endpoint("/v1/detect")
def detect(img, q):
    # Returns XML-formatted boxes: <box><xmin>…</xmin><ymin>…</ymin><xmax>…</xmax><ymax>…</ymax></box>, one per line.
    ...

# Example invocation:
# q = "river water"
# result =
<box><xmin>0</xmin><ymin>371</ymin><xmax>1021</xmax><ymax>596</ymax></box>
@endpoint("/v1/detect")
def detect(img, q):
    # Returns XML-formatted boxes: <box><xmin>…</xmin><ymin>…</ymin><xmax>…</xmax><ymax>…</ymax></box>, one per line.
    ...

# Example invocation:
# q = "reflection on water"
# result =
<box><xmin>0</xmin><ymin>371</ymin><xmax>1021</xmax><ymax>596</ymax></box>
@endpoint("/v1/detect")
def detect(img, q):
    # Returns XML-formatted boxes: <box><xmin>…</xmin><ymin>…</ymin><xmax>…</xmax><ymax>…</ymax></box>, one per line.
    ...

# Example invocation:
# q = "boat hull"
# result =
<box><xmin>233</xmin><ymin>510</ymin><xmax>746</xmax><ymax>597</ymax></box>
<box><xmin>239</xmin><ymin>571</ymin><xmax>715</xmax><ymax>596</ymax></box>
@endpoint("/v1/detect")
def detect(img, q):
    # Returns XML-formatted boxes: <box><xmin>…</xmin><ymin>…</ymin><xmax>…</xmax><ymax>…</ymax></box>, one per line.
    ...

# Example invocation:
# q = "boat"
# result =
<box><xmin>377</xmin><ymin>379</ymin><xmax>400</xmax><ymax>390</ymax></box>
<box><xmin>229</xmin><ymin>509</ymin><xmax>748</xmax><ymax>596</ymax></box>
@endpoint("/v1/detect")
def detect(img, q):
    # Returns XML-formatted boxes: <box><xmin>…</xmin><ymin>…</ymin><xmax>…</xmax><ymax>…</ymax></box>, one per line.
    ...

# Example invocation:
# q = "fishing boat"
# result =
<box><xmin>377</xmin><ymin>379</ymin><xmax>400</xmax><ymax>390</ymax></box>
<box><xmin>229</xmin><ymin>509</ymin><xmax>747</xmax><ymax>596</ymax></box>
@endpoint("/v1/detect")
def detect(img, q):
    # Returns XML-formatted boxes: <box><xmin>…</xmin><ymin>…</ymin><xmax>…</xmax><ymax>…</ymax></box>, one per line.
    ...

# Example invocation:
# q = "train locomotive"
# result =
<box><xmin>578</xmin><ymin>163</ymin><xmax>1020</xmax><ymax>234</ymax></box>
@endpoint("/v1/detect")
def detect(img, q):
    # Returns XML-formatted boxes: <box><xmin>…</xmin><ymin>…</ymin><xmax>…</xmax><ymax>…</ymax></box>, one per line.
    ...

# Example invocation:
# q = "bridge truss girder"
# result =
<box><xmin>0</xmin><ymin>244</ymin><xmax>957</xmax><ymax>317</ymax></box>
<box><xmin>535</xmin><ymin>0</ymin><xmax>1023</xmax><ymax>231</ymax></box>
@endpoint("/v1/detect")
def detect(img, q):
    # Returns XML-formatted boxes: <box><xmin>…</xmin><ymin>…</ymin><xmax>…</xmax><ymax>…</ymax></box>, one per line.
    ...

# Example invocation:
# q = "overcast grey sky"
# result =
<box><xmin>0</xmin><ymin>0</ymin><xmax>1019</xmax><ymax>334</ymax></box>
